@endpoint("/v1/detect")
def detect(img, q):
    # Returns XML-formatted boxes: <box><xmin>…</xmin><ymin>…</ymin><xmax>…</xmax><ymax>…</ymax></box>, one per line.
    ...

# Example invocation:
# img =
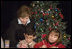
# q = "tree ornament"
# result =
<box><xmin>59</xmin><ymin>13</ymin><xmax>64</xmax><ymax>19</ymax></box>
<box><xmin>40</xmin><ymin>18</ymin><xmax>43</xmax><ymax>22</ymax></box>
<box><xmin>64</xmin><ymin>35</ymin><xmax>66</xmax><ymax>38</ymax></box>
<box><xmin>42</xmin><ymin>34</ymin><xmax>47</xmax><ymax>38</ymax></box>
<box><xmin>55</xmin><ymin>22</ymin><xmax>59</xmax><ymax>26</ymax></box>
<box><xmin>34</xmin><ymin>24</ymin><xmax>36</xmax><ymax>29</ymax></box>
<box><xmin>41</xmin><ymin>9</ymin><xmax>43</xmax><ymax>13</ymax></box>
<box><xmin>55</xmin><ymin>14</ymin><xmax>57</xmax><ymax>16</ymax></box>
<box><xmin>57</xmin><ymin>8</ymin><xmax>59</xmax><ymax>10</ymax></box>
<box><xmin>50</xmin><ymin>5</ymin><xmax>52</xmax><ymax>9</ymax></box>
<box><xmin>48</xmin><ymin>9</ymin><xmax>50</xmax><ymax>11</ymax></box>
<box><xmin>63</xmin><ymin>33</ymin><xmax>66</xmax><ymax>39</ymax></box>
<box><xmin>47</xmin><ymin>23</ymin><xmax>49</xmax><ymax>25</ymax></box>
<box><xmin>37</xmin><ymin>1</ymin><xmax>39</xmax><ymax>3</ymax></box>
<box><xmin>41</xmin><ymin>10</ymin><xmax>43</xmax><ymax>13</ymax></box>
<box><xmin>40</xmin><ymin>4</ymin><xmax>43</xmax><ymax>7</ymax></box>
<box><xmin>48</xmin><ymin>11</ymin><xmax>50</xmax><ymax>14</ymax></box>
<box><xmin>46</xmin><ymin>13</ymin><xmax>49</xmax><ymax>15</ymax></box>
<box><xmin>36</xmin><ymin>22</ymin><xmax>39</xmax><ymax>25</ymax></box>
<box><xmin>43</xmin><ymin>13</ymin><xmax>45</xmax><ymax>16</ymax></box>
<box><xmin>37</xmin><ymin>5</ymin><xmax>39</xmax><ymax>7</ymax></box>
<box><xmin>52</xmin><ymin>16</ymin><xmax>54</xmax><ymax>18</ymax></box>
<box><xmin>53</xmin><ymin>23</ymin><xmax>55</xmax><ymax>26</ymax></box>
<box><xmin>35</xmin><ymin>11</ymin><xmax>37</xmax><ymax>14</ymax></box>
<box><xmin>55</xmin><ymin>8</ymin><xmax>58</xmax><ymax>11</ymax></box>
<box><xmin>45</xmin><ymin>12</ymin><xmax>47</xmax><ymax>13</ymax></box>
<box><xmin>32</xmin><ymin>3</ymin><xmax>35</xmax><ymax>7</ymax></box>
<box><xmin>49</xmin><ymin>27</ymin><xmax>52</xmax><ymax>31</ymax></box>
<box><xmin>32</xmin><ymin>12</ymin><xmax>34</xmax><ymax>14</ymax></box>
<box><xmin>40</xmin><ymin>28</ymin><xmax>43</xmax><ymax>32</ymax></box>
<box><xmin>55</xmin><ymin>26</ymin><xmax>57</xmax><ymax>28</ymax></box>
<box><xmin>68</xmin><ymin>37</ymin><xmax>70</xmax><ymax>40</ymax></box>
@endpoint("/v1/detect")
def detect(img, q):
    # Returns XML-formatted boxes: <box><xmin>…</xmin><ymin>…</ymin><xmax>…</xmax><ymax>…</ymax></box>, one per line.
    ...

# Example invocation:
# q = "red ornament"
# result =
<box><xmin>42</xmin><ymin>34</ymin><xmax>47</xmax><ymax>38</ymax></box>
<box><xmin>55</xmin><ymin>22</ymin><xmax>59</xmax><ymax>26</ymax></box>
<box><xmin>50</xmin><ymin>5</ymin><xmax>52</xmax><ymax>9</ymax></box>
<box><xmin>53</xmin><ymin>23</ymin><xmax>55</xmax><ymax>26</ymax></box>
<box><xmin>35</xmin><ymin>11</ymin><xmax>37</xmax><ymax>14</ymax></box>
<box><xmin>50</xmin><ymin>7</ymin><xmax>52</xmax><ymax>9</ymax></box>
<box><xmin>46</xmin><ymin>13</ymin><xmax>49</xmax><ymax>15</ymax></box>
<box><xmin>43</xmin><ymin>13</ymin><xmax>45</xmax><ymax>16</ymax></box>
<box><xmin>49</xmin><ymin>27</ymin><xmax>52</xmax><ymax>31</ymax></box>
<box><xmin>68</xmin><ymin>37</ymin><xmax>70</xmax><ymax>40</ymax></box>
<box><xmin>32</xmin><ymin>12</ymin><xmax>34</xmax><ymax>14</ymax></box>
<box><xmin>59</xmin><ymin>13</ymin><xmax>64</xmax><ymax>19</ymax></box>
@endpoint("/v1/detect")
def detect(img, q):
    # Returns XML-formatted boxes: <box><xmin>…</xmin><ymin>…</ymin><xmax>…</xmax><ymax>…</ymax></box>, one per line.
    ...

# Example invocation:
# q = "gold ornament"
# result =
<box><xmin>64</xmin><ymin>35</ymin><xmax>66</xmax><ymax>38</ymax></box>
<box><xmin>48</xmin><ymin>9</ymin><xmax>50</xmax><ymax>11</ymax></box>
<box><xmin>52</xmin><ymin>16</ymin><xmax>54</xmax><ymax>18</ymax></box>
<box><xmin>63</xmin><ymin>33</ymin><xmax>66</xmax><ymax>38</ymax></box>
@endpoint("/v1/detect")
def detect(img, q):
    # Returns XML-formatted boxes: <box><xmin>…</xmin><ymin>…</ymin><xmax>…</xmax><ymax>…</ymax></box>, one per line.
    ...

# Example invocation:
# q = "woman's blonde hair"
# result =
<box><xmin>17</xmin><ymin>5</ymin><xmax>32</xmax><ymax>18</ymax></box>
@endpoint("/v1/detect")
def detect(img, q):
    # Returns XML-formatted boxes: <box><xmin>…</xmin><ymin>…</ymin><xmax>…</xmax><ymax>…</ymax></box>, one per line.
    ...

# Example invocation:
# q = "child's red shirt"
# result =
<box><xmin>34</xmin><ymin>40</ymin><xmax>66</xmax><ymax>48</ymax></box>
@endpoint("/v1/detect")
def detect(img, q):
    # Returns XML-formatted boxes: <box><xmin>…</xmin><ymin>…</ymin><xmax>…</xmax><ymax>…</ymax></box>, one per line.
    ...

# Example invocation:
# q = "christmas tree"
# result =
<box><xmin>30</xmin><ymin>1</ymin><xmax>71</xmax><ymax>48</ymax></box>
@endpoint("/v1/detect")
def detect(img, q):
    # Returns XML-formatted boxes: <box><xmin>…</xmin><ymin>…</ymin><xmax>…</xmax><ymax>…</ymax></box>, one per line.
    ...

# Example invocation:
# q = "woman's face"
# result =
<box><xmin>48</xmin><ymin>31</ymin><xmax>59</xmax><ymax>43</ymax></box>
<box><xmin>20</xmin><ymin>16</ymin><xmax>29</xmax><ymax>25</ymax></box>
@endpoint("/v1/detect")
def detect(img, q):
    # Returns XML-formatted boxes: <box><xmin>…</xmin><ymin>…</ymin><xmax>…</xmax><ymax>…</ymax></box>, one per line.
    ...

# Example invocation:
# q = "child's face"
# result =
<box><xmin>24</xmin><ymin>34</ymin><xmax>35</xmax><ymax>43</ymax></box>
<box><xmin>48</xmin><ymin>31</ymin><xmax>59</xmax><ymax>43</ymax></box>
<box><xmin>20</xmin><ymin>16</ymin><xmax>29</xmax><ymax>25</ymax></box>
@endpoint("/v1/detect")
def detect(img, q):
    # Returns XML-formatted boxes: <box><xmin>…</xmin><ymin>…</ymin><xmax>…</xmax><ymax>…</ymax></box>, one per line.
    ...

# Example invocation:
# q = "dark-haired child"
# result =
<box><xmin>17</xmin><ymin>28</ymin><xmax>36</xmax><ymax>48</ymax></box>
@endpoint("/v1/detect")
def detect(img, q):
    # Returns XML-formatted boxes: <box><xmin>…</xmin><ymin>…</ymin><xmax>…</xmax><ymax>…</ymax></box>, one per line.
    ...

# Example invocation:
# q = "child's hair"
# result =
<box><xmin>47</xmin><ymin>29</ymin><xmax>62</xmax><ymax>44</ymax></box>
<box><xmin>17</xmin><ymin>5</ymin><xmax>32</xmax><ymax>18</ymax></box>
<box><xmin>25</xmin><ymin>27</ymin><xmax>36</xmax><ymax>36</ymax></box>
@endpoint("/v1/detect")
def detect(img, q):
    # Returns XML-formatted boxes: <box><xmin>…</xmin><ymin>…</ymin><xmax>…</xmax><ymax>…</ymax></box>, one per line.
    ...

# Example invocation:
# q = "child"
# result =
<box><xmin>34</xmin><ymin>29</ymin><xmax>66</xmax><ymax>48</ymax></box>
<box><xmin>6</xmin><ymin>5</ymin><xmax>35</xmax><ymax>47</ymax></box>
<box><xmin>17</xmin><ymin>28</ymin><xmax>36</xmax><ymax>48</ymax></box>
